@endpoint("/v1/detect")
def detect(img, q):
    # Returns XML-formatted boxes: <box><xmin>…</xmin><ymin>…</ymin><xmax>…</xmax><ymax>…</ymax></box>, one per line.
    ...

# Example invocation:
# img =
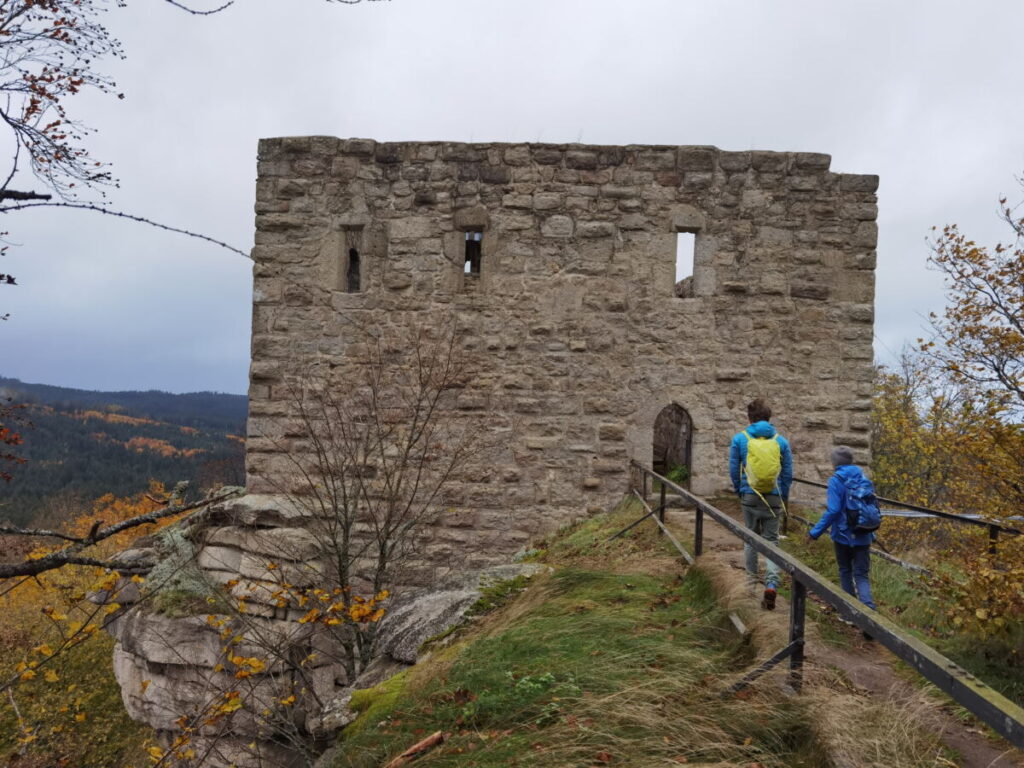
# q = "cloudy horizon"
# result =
<box><xmin>2</xmin><ymin>0</ymin><xmax>1022</xmax><ymax>395</ymax></box>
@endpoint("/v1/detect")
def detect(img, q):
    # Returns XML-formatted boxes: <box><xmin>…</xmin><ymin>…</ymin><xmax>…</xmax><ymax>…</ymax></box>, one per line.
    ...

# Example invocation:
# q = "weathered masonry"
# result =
<box><xmin>248</xmin><ymin>137</ymin><xmax>878</xmax><ymax>578</ymax></box>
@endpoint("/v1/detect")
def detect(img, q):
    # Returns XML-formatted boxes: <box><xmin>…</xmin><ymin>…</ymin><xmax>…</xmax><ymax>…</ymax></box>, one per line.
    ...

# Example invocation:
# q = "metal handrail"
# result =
<box><xmin>628</xmin><ymin>460</ymin><xmax>1024</xmax><ymax>749</ymax></box>
<box><xmin>792</xmin><ymin>476</ymin><xmax>1021</xmax><ymax>555</ymax></box>
<box><xmin>792</xmin><ymin>477</ymin><xmax>1023</xmax><ymax>536</ymax></box>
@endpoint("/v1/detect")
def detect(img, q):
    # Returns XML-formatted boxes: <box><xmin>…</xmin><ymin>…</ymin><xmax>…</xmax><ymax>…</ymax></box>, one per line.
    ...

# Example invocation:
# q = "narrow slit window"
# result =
<box><xmin>346</xmin><ymin>248</ymin><xmax>361</xmax><ymax>293</ymax></box>
<box><xmin>675</xmin><ymin>232</ymin><xmax>695</xmax><ymax>284</ymax></box>
<box><xmin>464</xmin><ymin>231</ymin><xmax>482</xmax><ymax>277</ymax></box>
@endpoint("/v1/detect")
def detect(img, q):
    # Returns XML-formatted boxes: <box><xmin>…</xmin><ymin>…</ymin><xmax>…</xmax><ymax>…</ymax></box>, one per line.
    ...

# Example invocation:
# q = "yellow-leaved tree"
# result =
<box><xmin>871</xmin><ymin>175</ymin><xmax>1024</xmax><ymax>645</ymax></box>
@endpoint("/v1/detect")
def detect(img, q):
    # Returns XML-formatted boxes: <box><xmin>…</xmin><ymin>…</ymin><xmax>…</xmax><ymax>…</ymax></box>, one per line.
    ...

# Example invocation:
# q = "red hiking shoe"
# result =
<box><xmin>762</xmin><ymin>587</ymin><xmax>777</xmax><ymax>611</ymax></box>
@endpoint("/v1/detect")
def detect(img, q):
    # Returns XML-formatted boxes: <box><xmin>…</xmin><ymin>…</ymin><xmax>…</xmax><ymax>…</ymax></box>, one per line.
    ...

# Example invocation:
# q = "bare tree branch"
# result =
<box><xmin>0</xmin><ymin>487</ymin><xmax>241</xmax><ymax>579</ymax></box>
<box><xmin>0</xmin><ymin>201</ymin><xmax>251</xmax><ymax>258</ymax></box>
<box><xmin>161</xmin><ymin>0</ymin><xmax>235</xmax><ymax>14</ymax></box>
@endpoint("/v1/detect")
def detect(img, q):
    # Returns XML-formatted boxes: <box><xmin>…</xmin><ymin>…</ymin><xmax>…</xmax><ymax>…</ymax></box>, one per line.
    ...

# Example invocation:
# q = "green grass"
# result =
<box><xmin>537</xmin><ymin>495</ymin><xmax>683</xmax><ymax>566</ymax></box>
<box><xmin>334</xmin><ymin>567</ymin><xmax>822</xmax><ymax>768</ymax></box>
<box><xmin>331</xmin><ymin>501</ymin><xmax>837</xmax><ymax>768</ymax></box>
<box><xmin>464</xmin><ymin>575</ymin><xmax>532</xmax><ymax>618</ymax></box>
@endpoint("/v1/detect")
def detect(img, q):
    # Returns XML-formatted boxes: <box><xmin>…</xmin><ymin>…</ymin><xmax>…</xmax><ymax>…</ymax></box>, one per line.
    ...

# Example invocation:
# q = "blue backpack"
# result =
<box><xmin>843</xmin><ymin>475</ymin><xmax>882</xmax><ymax>534</ymax></box>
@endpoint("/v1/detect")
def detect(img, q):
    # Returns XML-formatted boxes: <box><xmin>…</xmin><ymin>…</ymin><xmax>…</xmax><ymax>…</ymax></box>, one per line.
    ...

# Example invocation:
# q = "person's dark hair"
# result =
<box><xmin>747</xmin><ymin>398</ymin><xmax>771</xmax><ymax>423</ymax></box>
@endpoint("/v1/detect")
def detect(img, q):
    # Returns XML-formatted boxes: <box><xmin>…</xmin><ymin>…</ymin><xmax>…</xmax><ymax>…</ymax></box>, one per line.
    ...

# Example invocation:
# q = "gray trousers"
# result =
<box><xmin>740</xmin><ymin>492</ymin><xmax>783</xmax><ymax>588</ymax></box>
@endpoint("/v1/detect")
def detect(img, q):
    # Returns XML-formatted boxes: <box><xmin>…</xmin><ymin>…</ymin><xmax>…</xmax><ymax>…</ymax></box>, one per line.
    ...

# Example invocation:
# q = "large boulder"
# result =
<box><xmin>377</xmin><ymin>563</ymin><xmax>549</xmax><ymax>663</ymax></box>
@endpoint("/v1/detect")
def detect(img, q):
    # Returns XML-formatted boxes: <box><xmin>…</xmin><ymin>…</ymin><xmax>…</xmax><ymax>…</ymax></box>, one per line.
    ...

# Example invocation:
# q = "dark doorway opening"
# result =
<box><xmin>652</xmin><ymin>403</ymin><xmax>693</xmax><ymax>486</ymax></box>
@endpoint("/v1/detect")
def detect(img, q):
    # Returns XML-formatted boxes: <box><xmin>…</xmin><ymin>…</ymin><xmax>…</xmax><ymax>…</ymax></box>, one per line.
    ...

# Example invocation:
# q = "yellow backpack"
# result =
<box><xmin>743</xmin><ymin>431</ymin><xmax>782</xmax><ymax>494</ymax></box>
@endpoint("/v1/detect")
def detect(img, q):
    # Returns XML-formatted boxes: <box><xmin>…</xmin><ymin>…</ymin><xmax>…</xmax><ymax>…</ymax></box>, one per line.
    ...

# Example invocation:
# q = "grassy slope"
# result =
<box><xmin>332</xmin><ymin>500</ymin><xmax>833</xmax><ymax>768</ymax></box>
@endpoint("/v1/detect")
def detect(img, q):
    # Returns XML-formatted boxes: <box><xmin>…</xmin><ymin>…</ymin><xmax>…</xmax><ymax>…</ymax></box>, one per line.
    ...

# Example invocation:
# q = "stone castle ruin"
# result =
<box><xmin>247</xmin><ymin>137</ymin><xmax>877</xmax><ymax>575</ymax></box>
<box><xmin>108</xmin><ymin>138</ymin><xmax>878</xmax><ymax>765</ymax></box>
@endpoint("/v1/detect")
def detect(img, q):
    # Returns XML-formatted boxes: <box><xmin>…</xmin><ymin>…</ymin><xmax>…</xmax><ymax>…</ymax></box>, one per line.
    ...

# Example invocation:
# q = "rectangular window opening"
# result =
<box><xmin>674</xmin><ymin>231</ymin><xmax>695</xmax><ymax>297</ymax></box>
<box><xmin>464</xmin><ymin>231</ymin><xmax>482</xmax><ymax>277</ymax></box>
<box><xmin>346</xmin><ymin>248</ymin><xmax>361</xmax><ymax>293</ymax></box>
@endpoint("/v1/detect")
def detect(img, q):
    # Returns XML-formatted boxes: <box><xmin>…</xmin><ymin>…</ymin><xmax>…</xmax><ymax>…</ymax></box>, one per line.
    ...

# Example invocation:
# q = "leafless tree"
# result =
<box><xmin>256</xmin><ymin>323</ymin><xmax>490</xmax><ymax>678</ymax></box>
<box><xmin>160</xmin><ymin>323</ymin><xmax>498</xmax><ymax>766</ymax></box>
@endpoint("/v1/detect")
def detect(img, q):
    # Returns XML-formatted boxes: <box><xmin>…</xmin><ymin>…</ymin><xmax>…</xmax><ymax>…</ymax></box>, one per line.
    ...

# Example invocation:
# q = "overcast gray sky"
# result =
<box><xmin>2</xmin><ymin>0</ymin><xmax>1022</xmax><ymax>394</ymax></box>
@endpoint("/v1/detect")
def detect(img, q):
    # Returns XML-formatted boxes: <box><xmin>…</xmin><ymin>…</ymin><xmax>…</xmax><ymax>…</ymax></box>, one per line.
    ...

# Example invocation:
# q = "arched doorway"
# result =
<box><xmin>652</xmin><ymin>403</ymin><xmax>693</xmax><ymax>485</ymax></box>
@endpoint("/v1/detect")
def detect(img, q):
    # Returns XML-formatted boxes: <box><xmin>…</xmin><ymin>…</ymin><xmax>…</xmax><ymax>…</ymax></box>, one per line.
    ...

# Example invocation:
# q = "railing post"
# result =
<box><xmin>695</xmin><ymin>504</ymin><xmax>704</xmax><ymax>557</ymax></box>
<box><xmin>659</xmin><ymin>482</ymin><xmax>667</xmax><ymax>535</ymax></box>
<box><xmin>642</xmin><ymin>471</ymin><xmax>648</xmax><ymax>501</ymax></box>
<box><xmin>788</xmin><ymin>580</ymin><xmax>807</xmax><ymax>692</ymax></box>
<box><xmin>988</xmin><ymin>524</ymin><xmax>999</xmax><ymax>555</ymax></box>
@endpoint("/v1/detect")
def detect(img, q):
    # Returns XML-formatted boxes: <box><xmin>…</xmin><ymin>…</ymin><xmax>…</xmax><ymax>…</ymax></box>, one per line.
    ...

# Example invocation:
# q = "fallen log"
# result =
<box><xmin>384</xmin><ymin>731</ymin><xmax>447</xmax><ymax>767</ymax></box>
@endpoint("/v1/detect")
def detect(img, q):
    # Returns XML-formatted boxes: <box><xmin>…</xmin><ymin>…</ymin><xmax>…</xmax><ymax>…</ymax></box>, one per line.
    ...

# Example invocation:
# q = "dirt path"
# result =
<box><xmin>652</xmin><ymin>496</ymin><xmax>1023</xmax><ymax>768</ymax></box>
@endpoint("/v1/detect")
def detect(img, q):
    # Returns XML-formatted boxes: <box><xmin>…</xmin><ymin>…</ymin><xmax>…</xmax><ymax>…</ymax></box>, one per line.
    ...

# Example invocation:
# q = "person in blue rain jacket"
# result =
<box><xmin>808</xmin><ymin>446</ymin><xmax>877</xmax><ymax>610</ymax></box>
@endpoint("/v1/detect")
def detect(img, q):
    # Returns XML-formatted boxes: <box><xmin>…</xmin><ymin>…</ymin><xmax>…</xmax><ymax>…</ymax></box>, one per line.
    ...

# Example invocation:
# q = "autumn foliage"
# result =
<box><xmin>0</xmin><ymin>487</ymin><xmax>179</xmax><ymax>766</ymax></box>
<box><xmin>0</xmin><ymin>399</ymin><xmax>29</xmax><ymax>482</ymax></box>
<box><xmin>871</xmin><ymin>176</ymin><xmax>1024</xmax><ymax>647</ymax></box>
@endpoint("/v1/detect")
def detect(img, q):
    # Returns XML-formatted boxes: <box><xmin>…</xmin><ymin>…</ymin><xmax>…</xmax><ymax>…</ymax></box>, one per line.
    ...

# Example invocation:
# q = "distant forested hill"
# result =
<box><xmin>0</xmin><ymin>378</ymin><xmax>247</xmax><ymax>526</ymax></box>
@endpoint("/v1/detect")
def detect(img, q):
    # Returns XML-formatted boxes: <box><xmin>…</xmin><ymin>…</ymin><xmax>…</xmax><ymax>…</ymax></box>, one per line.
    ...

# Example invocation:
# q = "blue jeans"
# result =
<box><xmin>833</xmin><ymin>542</ymin><xmax>876</xmax><ymax>609</ymax></box>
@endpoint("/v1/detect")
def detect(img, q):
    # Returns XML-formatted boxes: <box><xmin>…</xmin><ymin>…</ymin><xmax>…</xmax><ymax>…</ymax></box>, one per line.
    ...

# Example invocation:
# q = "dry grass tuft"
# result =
<box><xmin>804</xmin><ymin>682</ymin><xmax>949</xmax><ymax>768</ymax></box>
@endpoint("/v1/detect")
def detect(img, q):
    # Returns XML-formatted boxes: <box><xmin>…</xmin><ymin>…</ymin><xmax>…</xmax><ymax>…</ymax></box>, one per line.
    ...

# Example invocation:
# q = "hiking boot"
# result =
<box><xmin>762</xmin><ymin>587</ymin><xmax>777</xmax><ymax>611</ymax></box>
<box><xmin>862</xmin><ymin>631</ymin><xmax>874</xmax><ymax>642</ymax></box>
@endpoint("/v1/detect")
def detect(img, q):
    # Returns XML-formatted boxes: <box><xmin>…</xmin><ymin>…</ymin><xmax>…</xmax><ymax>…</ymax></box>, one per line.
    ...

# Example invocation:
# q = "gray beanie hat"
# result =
<box><xmin>831</xmin><ymin>446</ymin><xmax>854</xmax><ymax>467</ymax></box>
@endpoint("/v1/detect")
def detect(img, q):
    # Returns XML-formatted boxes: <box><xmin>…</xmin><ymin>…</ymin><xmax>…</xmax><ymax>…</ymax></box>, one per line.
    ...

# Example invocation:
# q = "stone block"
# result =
<box><xmin>793</xmin><ymin>152</ymin><xmax>831</xmax><ymax>170</ymax></box>
<box><xmin>598</xmin><ymin>423</ymin><xmax>627</xmax><ymax>441</ymax></box>
<box><xmin>842</xmin><ymin>202</ymin><xmax>878</xmax><ymax>221</ymax></box>
<box><xmin>480</xmin><ymin>165</ymin><xmax>512</xmax><ymax>184</ymax></box>
<box><xmin>454</xmin><ymin>206</ymin><xmax>490</xmax><ymax>230</ymax></box>
<box><xmin>636</xmin><ymin>150</ymin><xmax>676</xmax><ymax>171</ymax></box>
<box><xmin>671</xmin><ymin>205</ymin><xmax>706</xmax><ymax>232</ymax></box>
<box><xmin>577</xmin><ymin>221</ymin><xmax>616</xmax><ymax>238</ymax></box>
<box><xmin>677</xmin><ymin>147</ymin><xmax>717</xmax><ymax>171</ymax></box>
<box><xmin>541</xmin><ymin>215</ymin><xmax>574</xmax><ymax>238</ymax></box>
<box><xmin>389</xmin><ymin>217</ymin><xmax>437</xmax><ymax>239</ymax></box>
<box><xmin>851</xmin><ymin>251</ymin><xmax>877</xmax><ymax>270</ymax></box>
<box><xmin>787</xmin><ymin>175</ymin><xmax>820</xmax><ymax>191</ymax></box>
<box><xmin>840</xmin><ymin>174</ymin><xmax>879</xmax><ymax>193</ymax></box>
<box><xmin>566</xmin><ymin>151</ymin><xmax>598</xmax><ymax>170</ymax></box>
<box><xmin>533</xmin><ymin>147</ymin><xmax>563</xmax><ymax>165</ymax></box>
<box><xmin>533</xmin><ymin>192</ymin><xmax>563</xmax><ymax>210</ymax></box>
<box><xmin>751</xmin><ymin>151</ymin><xmax>787</xmax><ymax>171</ymax></box>
<box><xmin>790</xmin><ymin>283</ymin><xmax>831</xmax><ymax>301</ymax></box>
<box><xmin>833</xmin><ymin>432</ymin><xmax>870</xmax><ymax>448</ymax></box>
<box><xmin>852</xmin><ymin>221</ymin><xmax>878</xmax><ymax>248</ymax></box>
<box><xmin>719</xmin><ymin>151</ymin><xmax>751</xmax><ymax>171</ymax></box>
<box><xmin>846</xmin><ymin>304</ymin><xmax>873</xmax><ymax>323</ymax></box>
<box><xmin>504</xmin><ymin>145</ymin><xmax>531</xmax><ymax>165</ymax></box>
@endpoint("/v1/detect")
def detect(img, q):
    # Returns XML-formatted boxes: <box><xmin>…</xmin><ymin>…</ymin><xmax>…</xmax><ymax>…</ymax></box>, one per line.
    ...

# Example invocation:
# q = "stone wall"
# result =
<box><xmin>248</xmin><ymin>137</ymin><xmax>878</xmax><ymax>581</ymax></box>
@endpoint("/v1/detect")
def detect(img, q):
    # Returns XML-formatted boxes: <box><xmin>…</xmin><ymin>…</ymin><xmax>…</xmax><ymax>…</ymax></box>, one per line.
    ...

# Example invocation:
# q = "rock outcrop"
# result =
<box><xmin>105</xmin><ymin>493</ymin><xmax>548</xmax><ymax>767</ymax></box>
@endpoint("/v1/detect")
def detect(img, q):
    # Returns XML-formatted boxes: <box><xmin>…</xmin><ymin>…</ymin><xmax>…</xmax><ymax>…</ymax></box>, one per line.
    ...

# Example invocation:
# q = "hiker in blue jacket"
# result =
<box><xmin>729</xmin><ymin>399</ymin><xmax>793</xmax><ymax>610</ymax></box>
<box><xmin>808</xmin><ymin>446</ymin><xmax>877</xmax><ymax>610</ymax></box>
